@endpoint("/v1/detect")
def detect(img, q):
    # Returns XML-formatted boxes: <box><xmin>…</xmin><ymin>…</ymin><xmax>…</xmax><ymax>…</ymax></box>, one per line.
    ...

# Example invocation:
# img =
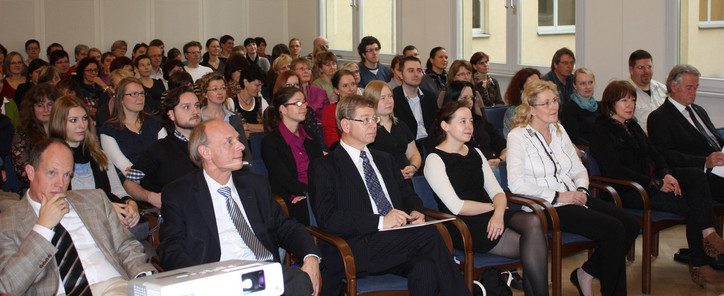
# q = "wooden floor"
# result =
<box><xmin>511</xmin><ymin>225</ymin><xmax>724</xmax><ymax>295</ymax></box>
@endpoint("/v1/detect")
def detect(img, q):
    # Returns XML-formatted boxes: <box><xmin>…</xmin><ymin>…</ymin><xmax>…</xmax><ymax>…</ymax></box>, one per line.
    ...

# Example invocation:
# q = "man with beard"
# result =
<box><xmin>123</xmin><ymin>86</ymin><xmax>200</xmax><ymax>208</ymax></box>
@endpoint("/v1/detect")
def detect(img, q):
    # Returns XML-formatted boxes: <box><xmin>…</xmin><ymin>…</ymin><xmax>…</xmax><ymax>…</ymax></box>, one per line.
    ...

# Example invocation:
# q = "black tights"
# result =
<box><xmin>489</xmin><ymin>211</ymin><xmax>549</xmax><ymax>296</ymax></box>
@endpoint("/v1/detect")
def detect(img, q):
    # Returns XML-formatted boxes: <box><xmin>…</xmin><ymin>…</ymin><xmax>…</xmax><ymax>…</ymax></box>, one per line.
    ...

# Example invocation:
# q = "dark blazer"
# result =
<box><xmin>261</xmin><ymin>125</ymin><xmax>324</xmax><ymax>199</ymax></box>
<box><xmin>647</xmin><ymin>99</ymin><xmax>724</xmax><ymax>169</ymax></box>
<box><xmin>392</xmin><ymin>86</ymin><xmax>438</xmax><ymax>139</ymax></box>
<box><xmin>590</xmin><ymin>116</ymin><xmax>669</xmax><ymax>192</ymax></box>
<box><xmin>559</xmin><ymin>101</ymin><xmax>599</xmax><ymax>146</ymax></box>
<box><xmin>308</xmin><ymin>147</ymin><xmax>423</xmax><ymax>273</ymax></box>
<box><xmin>158</xmin><ymin>169</ymin><xmax>320</xmax><ymax>271</ymax></box>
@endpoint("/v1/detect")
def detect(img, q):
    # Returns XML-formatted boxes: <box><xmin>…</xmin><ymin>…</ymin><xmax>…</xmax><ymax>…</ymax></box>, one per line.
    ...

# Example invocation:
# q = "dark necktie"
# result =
<box><xmin>685</xmin><ymin>106</ymin><xmax>721</xmax><ymax>150</ymax></box>
<box><xmin>51</xmin><ymin>224</ymin><xmax>91</xmax><ymax>296</ymax></box>
<box><xmin>217</xmin><ymin>186</ymin><xmax>273</xmax><ymax>261</ymax></box>
<box><xmin>360</xmin><ymin>151</ymin><xmax>393</xmax><ymax>215</ymax></box>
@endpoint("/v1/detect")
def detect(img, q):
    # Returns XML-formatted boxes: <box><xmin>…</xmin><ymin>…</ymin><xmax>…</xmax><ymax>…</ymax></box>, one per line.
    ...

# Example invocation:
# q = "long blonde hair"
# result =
<box><xmin>511</xmin><ymin>80</ymin><xmax>561</xmax><ymax>133</ymax></box>
<box><xmin>48</xmin><ymin>95</ymin><xmax>109</xmax><ymax>170</ymax></box>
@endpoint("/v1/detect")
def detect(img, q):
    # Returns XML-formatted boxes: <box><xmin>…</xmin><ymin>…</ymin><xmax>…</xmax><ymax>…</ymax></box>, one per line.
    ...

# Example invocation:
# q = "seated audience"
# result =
<box><xmin>13</xmin><ymin>58</ymin><xmax>48</xmax><ymax>108</ymax></box>
<box><xmin>56</xmin><ymin>78</ymin><xmax>82</xmax><ymax>97</ymax></box>
<box><xmin>255</xmin><ymin>37</ymin><xmax>269</xmax><ymax>59</ymax></box>
<box><xmin>425</xmin><ymin>101</ymin><xmax>548</xmax><ymax>295</ymax></box>
<box><xmin>470</xmin><ymin>51</ymin><xmax>504</xmax><ymax>107</ymax></box>
<box><xmin>542</xmin><ymin>47</ymin><xmax>576</xmax><ymax>109</ymax></box>
<box><xmin>201</xmin><ymin>38</ymin><xmax>225</xmax><ymax>73</ymax></box>
<box><xmin>24</xmin><ymin>39</ymin><xmax>40</xmax><ymax>65</ymax></box>
<box><xmin>158</xmin><ymin>120</ymin><xmax>321</xmax><ymax>295</ymax></box>
<box><xmin>109</xmin><ymin>56</ymin><xmax>133</xmax><ymax>73</ymax></box>
<box><xmin>436</xmin><ymin>60</ymin><xmax>485</xmax><ymax>118</ymax></box>
<box><xmin>134</xmin><ymin>54</ymin><xmax>166</xmax><ymax>114</ymax></box>
<box><xmin>420</xmin><ymin>46</ymin><xmax>448</xmax><ymax>97</ymax></box>
<box><xmin>292</xmin><ymin>57</ymin><xmax>329</xmax><ymax>123</ymax></box>
<box><xmin>392</xmin><ymin>56</ymin><xmax>438</xmax><ymax>153</ymax></box>
<box><xmin>183</xmin><ymin>41</ymin><xmax>213</xmax><ymax>82</ymax></box>
<box><xmin>75</xmin><ymin>57</ymin><xmax>109</xmax><ymax>117</ymax></box>
<box><xmin>356</xmin><ymin>36</ymin><xmax>390</xmax><ymax>87</ymax></box>
<box><xmin>387</xmin><ymin>54</ymin><xmax>404</xmax><ymax>89</ymax></box>
<box><xmin>243</xmin><ymin>38</ymin><xmax>271</xmax><ymax>73</ymax></box>
<box><xmin>124</xmin><ymin>86</ymin><xmax>201</xmax><ymax>209</ymax></box>
<box><xmin>312</xmin><ymin>51</ymin><xmax>338</xmax><ymax>103</ymax></box>
<box><xmin>2</xmin><ymin>52</ymin><xmax>27</xmax><ymax>101</ymax></box>
<box><xmin>273</xmin><ymin>70</ymin><xmax>326</xmax><ymax>151</ymax></box>
<box><xmin>339</xmin><ymin>62</ymin><xmax>365</xmax><ymax>95</ymax></box>
<box><xmin>49</xmin><ymin>50</ymin><xmax>72</xmax><ymax>79</ymax></box>
<box><xmin>560</xmin><ymin>68</ymin><xmax>599</xmax><ymax>147</ymax></box>
<box><xmin>591</xmin><ymin>80</ymin><xmax>724</xmax><ymax>285</ymax></box>
<box><xmin>365</xmin><ymin>80</ymin><xmax>421</xmax><ymax>179</ymax></box>
<box><xmin>261</xmin><ymin>87</ymin><xmax>324</xmax><ymax>225</ymax></box>
<box><xmin>231</xmin><ymin>64</ymin><xmax>267</xmax><ymax>132</ymax></box>
<box><xmin>503</xmin><ymin>67</ymin><xmax>541</xmax><ymax>138</ymax></box>
<box><xmin>131</xmin><ymin>43</ymin><xmax>148</xmax><ymax>62</ymax></box>
<box><xmin>69</xmin><ymin>44</ymin><xmax>89</xmax><ymax>76</ymax></box>
<box><xmin>111</xmin><ymin>40</ymin><xmax>128</xmax><ymax>57</ymax></box>
<box><xmin>308</xmin><ymin>94</ymin><xmax>471</xmax><ymax>296</ymax></box>
<box><xmin>95</xmin><ymin>69</ymin><xmax>133</xmax><ymax>127</ymax></box>
<box><xmin>506</xmin><ymin>80</ymin><xmax>639</xmax><ymax>296</ymax></box>
<box><xmin>11</xmin><ymin>84</ymin><xmax>60</xmax><ymax>191</ymax></box>
<box><xmin>321</xmin><ymin>70</ymin><xmax>358</xmax><ymax>150</ymax></box>
<box><xmin>271</xmin><ymin>43</ymin><xmax>291</xmax><ymax>63</ymax></box>
<box><xmin>99</xmin><ymin>77</ymin><xmax>165</xmax><ymax>176</ymax></box>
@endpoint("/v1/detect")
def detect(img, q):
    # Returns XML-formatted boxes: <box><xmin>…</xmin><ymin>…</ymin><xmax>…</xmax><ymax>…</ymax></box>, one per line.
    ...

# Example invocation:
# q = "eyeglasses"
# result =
<box><xmin>124</xmin><ymin>91</ymin><xmax>146</xmax><ymax>98</ymax></box>
<box><xmin>348</xmin><ymin>116</ymin><xmax>381</xmax><ymax>125</ymax></box>
<box><xmin>349</xmin><ymin>70</ymin><xmax>360</xmax><ymax>75</ymax></box>
<box><xmin>634</xmin><ymin>65</ymin><xmax>653</xmax><ymax>71</ymax></box>
<box><xmin>364</xmin><ymin>48</ymin><xmax>381</xmax><ymax>53</ymax></box>
<box><xmin>284</xmin><ymin>83</ymin><xmax>300</xmax><ymax>88</ymax></box>
<box><xmin>186</xmin><ymin>51</ymin><xmax>201</xmax><ymax>55</ymax></box>
<box><xmin>27</xmin><ymin>47</ymin><xmax>39</xmax><ymax>51</ymax></box>
<box><xmin>295</xmin><ymin>66</ymin><xmax>311</xmax><ymax>72</ymax></box>
<box><xmin>558</xmin><ymin>61</ymin><xmax>574</xmax><ymax>66</ymax></box>
<box><xmin>207</xmin><ymin>87</ymin><xmax>226</xmax><ymax>92</ymax></box>
<box><xmin>283</xmin><ymin>101</ymin><xmax>307</xmax><ymax>107</ymax></box>
<box><xmin>84</xmin><ymin>68</ymin><xmax>99</xmax><ymax>73</ymax></box>
<box><xmin>531</xmin><ymin>100</ymin><xmax>559</xmax><ymax>108</ymax></box>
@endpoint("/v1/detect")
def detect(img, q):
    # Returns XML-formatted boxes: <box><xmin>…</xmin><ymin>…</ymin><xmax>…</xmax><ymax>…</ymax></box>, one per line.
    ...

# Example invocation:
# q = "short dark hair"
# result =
<box><xmin>254</xmin><ymin>37</ymin><xmax>266</xmax><ymax>46</ymax></box>
<box><xmin>162</xmin><ymin>59</ymin><xmax>186</xmax><ymax>81</ymax></box>
<box><xmin>220</xmin><ymin>35</ymin><xmax>234</xmax><ymax>44</ymax></box>
<box><xmin>29</xmin><ymin>138</ymin><xmax>70</xmax><ymax>169</ymax></box>
<box><xmin>110</xmin><ymin>56</ymin><xmax>133</xmax><ymax>72</ymax></box>
<box><xmin>149</xmin><ymin>39</ymin><xmax>164</xmax><ymax>47</ymax></box>
<box><xmin>27</xmin><ymin>59</ymin><xmax>48</xmax><ymax>79</ymax></box>
<box><xmin>183</xmin><ymin>41</ymin><xmax>202</xmax><ymax>53</ymax></box>
<box><xmin>25</xmin><ymin>39</ymin><xmax>40</xmax><ymax>50</ymax></box>
<box><xmin>357</xmin><ymin>36</ymin><xmax>381</xmax><ymax>61</ymax></box>
<box><xmin>161</xmin><ymin>85</ymin><xmax>196</xmax><ymax>132</ymax></box>
<box><xmin>205</xmin><ymin>38</ymin><xmax>219</xmax><ymax>48</ymax></box>
<box><xmin>0</xmin><ymin>44</ymin><xmax>6</xmax><ymax>56</ymax></box>
<box><xmin>600</xmin><ymin>80</ymin><xmax>637</xmax><ymax>117</ymax></box>
<box><xmin>49</xmin><ymin>50</ymin><xmax>69</xmax><ymax>65</ymax></box>
<box><xmin>167</xmin><ymin>71</ymin><xmax>193</xmax><ymax>90</ymax></box>
<box><xmin>402</xmin><ymin>45</ymin><xmax>417</xmax><ymax>55</ymax></box>
<box><xmin>442</xmin><ymin>80</ymin><xmax>476</xmax><ymax>106</ymax></box>
<box><xmin>224</xmin><ymin>53</ymin><xmax>251</xmax><ymax>81</ymax></box>
<box><xmin>628</xmin><ymin>49</ymin><xmax>653</xmax><ymax>67</ymax></box>
<box><xmin>46</xmin><ymin>43</ymin><xmax>63</xmax><ymax>57</ymax></box>
<box><xmin>550</xmin><ymin>47</ymin><xmax>575</xmax><ymax>70</ymax></box>
<box><xmin>133</xmin><ymin>54</ymin><xmax>151</xmax><ymax>68</ymax></box>
<box><xmin>76</xmin><ymin>57</ymin><xmax>100</xmax><ymax>78</ymax></box>
<box><xmin>132</xmin><ymin>43</ymin><xmax>148</xmax><ymax>54</ymax></box>
<box><xmin>332</xmin><ymin>69</ymin><xmax>354</xmax><ymax>89</ymax></box>
<box><xmin>244</xmin><ymin>38</ymin><xmax>257</xmax><ymax>47</ymax></box>
<box><xmin>399</xmin><ymin>56</ymin><xmax>422</xmax><ymax>72</ymax></box>
<box><xmin>239</xmin><ymin>64</ymin><xmax>265</xmax><ymax>88</ymax></box>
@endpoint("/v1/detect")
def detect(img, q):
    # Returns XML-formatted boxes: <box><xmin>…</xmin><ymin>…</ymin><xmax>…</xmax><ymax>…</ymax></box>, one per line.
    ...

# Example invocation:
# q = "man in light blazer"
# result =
<box><xmin>648</xmin><ymin>64</ymin><xmax>724</xmax><ymax>202</ymax></box>
<box><xmin>0</xmin><ymin>138</ymin><xmax>155</xmax><ymax>296</ymax></box>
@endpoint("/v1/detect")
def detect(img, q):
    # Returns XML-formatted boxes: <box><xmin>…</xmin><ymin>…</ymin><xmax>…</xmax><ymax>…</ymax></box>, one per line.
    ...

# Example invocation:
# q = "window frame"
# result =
<box><xmin>699</xmin><ymin>0</ymin><xmax>724</xmax><ymax>28</ymax></box>
<box><xmin>472</xmin><ymin>0</ymin><xmax>490</xmax><ymax>37</ymax></box>
<box><xmin>537</xmin><ymin>0</ymin><xmax>575</xmax><ymax>35</ymax></box>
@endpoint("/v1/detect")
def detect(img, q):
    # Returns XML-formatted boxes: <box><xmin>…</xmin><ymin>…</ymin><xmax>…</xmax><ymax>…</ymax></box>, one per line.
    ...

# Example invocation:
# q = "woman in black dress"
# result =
<box><xmin>424</xmin><ymin>101</ymin><xmax>548</xmax><ymax>295</ymax></box>
<box><xmin>590</xmin><ymin>80</ymin><xmax>724</xmax><ymax>286</ymax></box>
<box><xmin>364</xmin><ymin>80</ymin><xmax>421</xmax><ymax>179</ymax></box>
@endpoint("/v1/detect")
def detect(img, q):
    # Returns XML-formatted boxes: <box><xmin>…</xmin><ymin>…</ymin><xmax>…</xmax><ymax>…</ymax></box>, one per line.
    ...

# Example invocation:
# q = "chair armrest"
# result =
<box><xmin>588</xmin><ymin>182</ymin><xmax>624</xmax><ymax>208</ymax></box>
<box><xmin>424</xmin><ymin>209</ymin><xmax>469</xmax><ymax>253</ymax></box>
<box><xmin>305</xmin><ymin>226</ymin><xmax>357</xmax><ymax>282</ymax></box>
<box><xmin>589</xmin><ymin>176</ymin><xmax>649</xmax><ymax>210</ymax></box>
<box><xmin>273</xmin><ymin>194</ymin><xmax>289</xmax><ymax>215</ymax></box>
<box><xmin>505</xmin><ymin>192</ymin><xmax>560</xmax><ymax>232</ymax></box>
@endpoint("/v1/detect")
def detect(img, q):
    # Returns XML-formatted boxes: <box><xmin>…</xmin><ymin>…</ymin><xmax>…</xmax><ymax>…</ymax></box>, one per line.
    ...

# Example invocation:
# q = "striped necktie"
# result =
<box><xmin>51</xmin><ymin>224</ymin><xmax>91</xmax><ymax>296</ymax></box>
<box><xmin>218</xmin><ymin>186</ymin><xmax>274</xmax><ymax>261</ymax></box>
<box><xmin>360</xmin><ymin>151</ymin><xmax>393</xmax><ymax>215</ymax></box>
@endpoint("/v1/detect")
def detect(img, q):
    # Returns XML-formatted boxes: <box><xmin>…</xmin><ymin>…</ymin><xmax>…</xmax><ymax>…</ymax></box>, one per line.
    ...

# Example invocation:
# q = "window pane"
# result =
<box><xmin>469</xmin><ymin>0</ymin><xmax>506</xmax><ymax>63</ymax></box>
<box><xmin>700</xmin><ymin>0</ymin><xmax>708</xmax><ymax>21</ymax></box>
<box><xmin>713</xmin><ymin>0</ymin><xmax>724</xmax><ymax>21</ymax></box>
<box><xmin>682</xmin><ymin>0</ymin><xmax>724</xmax><ymax>78</ymax></box>
<box><xmin>557</xmin><ymin>0</ymin><xmax>575</xmax><ymax>26</ymax></box>
<box><xmin>473</xmin><ymin>0</ymin><xmax>482</xmax><ymax>29</ymax></box>
<box><xmin>523</xmin><ymin>1</ymin><xmax>575</xmax><ymax>66</ymax></box>
<box><xmin>361</xmin><ymin>0</ymin><xmax>396</xmax><ymax>54</ymax></box>
<box><xmin>324</xmin><ymin>0</ymin><xmax>353</xmax><ymax>51</ymax></box>
<box><xmin>538</xmin><ymin>0</ymin><xmax>553</xmax><ymax>26</ymax></box>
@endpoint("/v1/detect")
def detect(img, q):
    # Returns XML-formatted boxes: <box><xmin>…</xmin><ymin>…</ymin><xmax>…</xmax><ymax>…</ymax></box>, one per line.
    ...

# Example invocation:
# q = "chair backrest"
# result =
<box><xmin>250</xmin><ymin>159</ymin><xmax>268</xmax><ymax>177</ymax></box>
<box><xmin>485</xmin><ymin>106</ymin><xmax>510</xmax><ymax>135</ymax></box>
<box><xmin>2</xmin><ymin>155</ymin><xmax>20</xmax><ymax>193</ymax></box>
<box><xmin>306</xmin><ymin>193</ymin><xmax>318</xmax><ymax>227</ymax></box>
<box><xmin>249</xmin><ymin>132</ymin><xmax>265</xmax><ymax>160</ymax></box>
<box><xmin>411</xmin><ymin>176</ymin><xmax>439</xmax><ymax>211</ymax></box>
<box><xmin>496</xmin><ymin>162</ymin><xmax>509</xmax><ymax>192</ymax></box>
<box><xmin>584</xmin><ymin>150</ymin><xmax>601</xmax><ymax>176</ymax></box>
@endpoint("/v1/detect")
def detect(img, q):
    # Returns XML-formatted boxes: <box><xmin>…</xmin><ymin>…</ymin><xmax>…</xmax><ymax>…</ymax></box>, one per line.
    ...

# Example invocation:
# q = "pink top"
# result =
<box><xmin>279</xmin><ymin>121</ymin><xmax>311</xmax><ymax>184</ymax></box>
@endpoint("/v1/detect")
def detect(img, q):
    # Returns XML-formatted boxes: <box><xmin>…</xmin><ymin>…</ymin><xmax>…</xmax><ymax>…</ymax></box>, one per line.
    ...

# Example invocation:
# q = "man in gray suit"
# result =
<box><xmin>0</xmin><ymin>138</ymin><xmax>155</xmax><ymax>296</ymax></box>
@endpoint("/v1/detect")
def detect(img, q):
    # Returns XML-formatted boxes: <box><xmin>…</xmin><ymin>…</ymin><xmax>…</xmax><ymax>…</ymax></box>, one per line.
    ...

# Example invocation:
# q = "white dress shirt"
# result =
<box><xmin>339</xmin><ymin>140</ymin><xmax>393</xmax><ymax>229</ymax></box>
<box><xmin>403</xmin><ymin>87</ymin><xmax>428</xmax><ymax>140</ymax></box>
<box><xmin>202</xmin><ymin>170</ymin><xmax>257</xmax><ymax>262</ymax></box>
<box><xmin>29</xmin><ymin>194</ymin><xmax>122</xmax><ymax>295</ymax></box>
<box><xmin>667</xmin><ymin>97</ymin><xmax>720</xmax><ymax>141</ymax></box>
<box><xmin>506</xmin><ymin>124</ymin><xmax>589</xmax><ymax>208</ymax></box>
<box><xmin>632</xmin><ymin>79</ymin><xmax>667</xmax><ymax>131</ymax></box>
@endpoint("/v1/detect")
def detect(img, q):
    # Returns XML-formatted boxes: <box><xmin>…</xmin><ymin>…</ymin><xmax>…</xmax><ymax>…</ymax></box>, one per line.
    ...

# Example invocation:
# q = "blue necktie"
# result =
<box><xmin>217</xmin><ymin>186</ymin><xmax>273</xmax><ymax>261</ymax></box>
<box><xmin>360</xmin><ymin>151</ymin><xmax>393</xmax><ymax>215</ymax></box>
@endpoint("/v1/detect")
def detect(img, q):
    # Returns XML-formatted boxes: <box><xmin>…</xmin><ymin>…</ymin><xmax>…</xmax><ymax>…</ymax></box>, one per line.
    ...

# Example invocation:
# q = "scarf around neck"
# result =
<box><xmin>570</xmin><ymin>93</ymin><xmax>598</xmax><ymax>112</ymax></box>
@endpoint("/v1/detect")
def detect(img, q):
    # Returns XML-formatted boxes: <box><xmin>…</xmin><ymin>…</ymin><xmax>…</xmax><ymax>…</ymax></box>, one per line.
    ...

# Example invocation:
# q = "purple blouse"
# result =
<box><xmin>279</xmin><ymin>121</ymin><xmax>311</xmax><ymax>184</ymax></box>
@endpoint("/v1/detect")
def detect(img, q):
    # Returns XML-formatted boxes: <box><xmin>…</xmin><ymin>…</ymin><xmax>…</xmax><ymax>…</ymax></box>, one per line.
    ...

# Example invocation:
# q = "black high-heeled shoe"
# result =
<box><xmin>570</xmin><ymin>268</ymin><xmax>584</xmax><ymax>296</ymax></box>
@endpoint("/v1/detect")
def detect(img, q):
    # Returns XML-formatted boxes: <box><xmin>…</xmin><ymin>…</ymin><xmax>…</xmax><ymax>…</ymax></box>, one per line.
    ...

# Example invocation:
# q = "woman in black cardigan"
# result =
<box><xmin>261</xmin><ymin>87</ymin><xmax>324</xmax><ymax>225</ymax></box>
<box><xmin>560</xmin><ymin>68</ymin><xmax>599</xmax><ymax>146</ymax></box>
<box><xmin>590</xmin><ymin>80</ymin><xmax>724</xmax><ymax>286</ymax></box>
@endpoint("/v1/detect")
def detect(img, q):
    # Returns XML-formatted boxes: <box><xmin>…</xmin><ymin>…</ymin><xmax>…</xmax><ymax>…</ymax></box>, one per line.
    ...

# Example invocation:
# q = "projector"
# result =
<box><xmin>128</xmin><ymin>260</ymin><xmax>284</xmax><ymax>296</ymax></box>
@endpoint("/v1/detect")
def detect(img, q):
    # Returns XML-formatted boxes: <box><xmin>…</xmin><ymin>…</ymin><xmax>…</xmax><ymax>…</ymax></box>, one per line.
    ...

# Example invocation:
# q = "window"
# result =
<box><xmin>699</xmin><ymin>0</ymin><xmax>724</xmax><ymax>28</ymax></box>
<box><xmin>538</xmin><ymin>0</ymin><xmax>575</xmax><ymax>35</ymax></box>
<box><xmin>472</xmin><ymin>0</ymin><xmax>488</xmax><ymax>36</ymax></box>
<box><xmin>320</xmin><ymin>0</ymin><xmax>397</xmax><ymax>57</ymax></box>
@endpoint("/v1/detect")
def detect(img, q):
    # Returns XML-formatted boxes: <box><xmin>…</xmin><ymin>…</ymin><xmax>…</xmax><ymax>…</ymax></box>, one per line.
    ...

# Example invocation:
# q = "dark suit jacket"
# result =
<box><xmin>261</xmin><ymin>126</ymin><xmax>324</xmax><ymax>200</ymax></box>
<box><xmin>647</xmin><ymin>99</ymin><xmax>724</xmax><ymax>169</ymax></box>
<box><xmin>308</xmin><ymin>146</ymin><xmax>424</xmax><ymax>274</ymax></box>
<box><xmin>158</xmin><ymin>169</ymin><xmax>320</xmax><ymax>271</ymax></box>
<box><xmin>392</xmin><ymin>86</ymin><xmax>438</xmax><ymax>139</ymax></box>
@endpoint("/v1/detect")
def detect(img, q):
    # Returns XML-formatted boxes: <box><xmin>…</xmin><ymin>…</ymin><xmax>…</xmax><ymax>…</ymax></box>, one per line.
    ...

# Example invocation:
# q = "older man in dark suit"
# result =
<box><xmin>648</xmin><ymin>64</ymin><xmax>724</xmax><ymax>202</ymax></box>
<box><xmin>309</xmin><ymin>94</ymin><xmax>469</xmax><ymax>296</ymax></box>
<box><xmin>158</xmin><ymin>119</ymin><xmax>321</xmax><ymax>296</ymax></box>
<box><xmin>0</xmin><ymin>138</ymin><xmax>155</xmax><ymax>296</ymax></box>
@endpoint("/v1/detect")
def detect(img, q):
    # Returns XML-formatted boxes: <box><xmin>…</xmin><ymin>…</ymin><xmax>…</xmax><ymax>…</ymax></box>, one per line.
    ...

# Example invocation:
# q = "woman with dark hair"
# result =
<box><xmin>99</xmin><ymin>77</ymin><xmax>165</xmax><ymax>176</ymax></box>
<box><xmin>201</xmin><ymin>38</ymin><xmax>225</xmax><ymax>73</ymax></box>
<box><xmin>291</xmin><ymin>57</ymin><xmax>328</xmax><ymax>122</ymax></box>
<box><xmin>13</xmin><ymin>58</ymin><xmax>47</xmax><ymax>108</ymax></box>
<box><xmin>503</xmin><ymin>67</ymin><xmax>541</xmax><ymax>137</ymax></box>
<box><xmin>48</xmin><ymin>95</ymin><xmax>141</xmax><ymax>231</ymax></box>
<box><xmin>110</xmin><ymin>56</ymin><xmax>134</xmax><ymax>73</ymax></box>
<box><xmin>442</xmin><ymin>80</ymin><xmax>507</xmax><ymax>170</ymax></box>
<box><xmin>131</xmin><ymin>43</ymin><xmax>148</xmax><ymax>61</ymax></box>
<box><xmin>134</xmin><ymin>54</ymin><xmax>166</xmax><ymax>114</ymax></box>
<box><xmin>255</xmin><ymin>37</ymin><xmax>269</xmax><ymax>59</ymax></box>
<box><xmin>271</xmin><ymin>43</ymin><xmax>291</xmax><ymax>64</ymax></box>
<box><xmin>560</xmin><ymin>68</ymin><xmax>599</xmax><ymax>146</ymax></box>
<box><xmin>507</xmin><ymin>80</ymin><xmax>639</xmax><ymax>296</ymax></box>
<box><xmin>470</xmin><ymin>51</ymin><xmax>504</xmax><ymax>107</ymax></box>
<box><xmin>11</xmin><ymin>84</ymin><xmax>60</xmax><ymax>191</ymax></box>
<box><xmin>312</xmin><ymin>51</ymin><xmax>338</xmax><ymax>102</ymax></box>
<box><xmin>321</xmin><ymin>70</ymin><xmax>358</xmax><ymax>150</ymax></box>
<box><xmin>49</xmin><ymin>50</ymin><xmax>72</xmax><ymax>79</ymax></box>
<box><xmin>273</xmin><ymin>70</ymin><xmax>326</xmax><ymax>152</ymax></box>
<box><xmin>261</xmin><ymin>87</ymin><xmax>323</xmax><ymax>225</ymax></box>
<box><xmin>232</xmin><ymin>64</ymin><xmax>268</xmax><ymax>132</ymax></box>
<box><xmin>76</xmin><ymin>57</ymin><xmax>110</xmax><ymax>117</ymax></box>
<box><xmin>387</xmin><ymin>54</ymin><xmax>404</xmax><ymax>89</ymax></box>
<box><xmin>426</xmin><ymin>101</ymin><xmax>548</xmax><ymax>296</ymax></box>
<box><xmin>591</xmin><ymin>80</ymin><xmax>724</xmax><ymax>286</ymax></box>
<box><xmin>365</xmin><ymin>80</ymin><xmax>421</xmax><ymax>179</ymax></box>
<box><xmin>2</xmin><ymin>52</ymin><xmax>27</xmax><ymax>101</ymax></box>
<box><xmin>437</xmin><ymin>60</ymin><xmax>486</xmax><ymax>118</ymax></box>
<box><xmin>100</xmin><ymin>52</ymin><xmax>115</xmax><ymax>83</ymax></box>
<box><xmin>420</xmin><ymin>46</ymin><xmax>448</xmax><ymax>97</ymax></box>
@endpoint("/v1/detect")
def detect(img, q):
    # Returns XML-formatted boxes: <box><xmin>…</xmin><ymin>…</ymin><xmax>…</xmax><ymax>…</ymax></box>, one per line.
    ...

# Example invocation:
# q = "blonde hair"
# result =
<box><xmin>48</xmin><ymin>95</ymin><xmax>109</xmax><ymax>170</ymax></box>
<box><xmin>363</xmin><ymin>81</ymin><xmax>397</xmax><ymax>124</ymax></box>
<box><xmin>511</xmin><ymin>80</ymin><xmax>561</xmax><ymax>133</ymax></box>
<box><xmin>109</xmin><ymin>69</ymin><xmax>133</xmax><ymax>88</ymax></box>
<box><xmin>573</xmin><ymin>67</ymin><xmax>595</xmax><ymax>84</ymax></box>
<box><xmin>272</xmin><ymin>54</ymin><xmax>293</xmax><ymax>74</ymax></box>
